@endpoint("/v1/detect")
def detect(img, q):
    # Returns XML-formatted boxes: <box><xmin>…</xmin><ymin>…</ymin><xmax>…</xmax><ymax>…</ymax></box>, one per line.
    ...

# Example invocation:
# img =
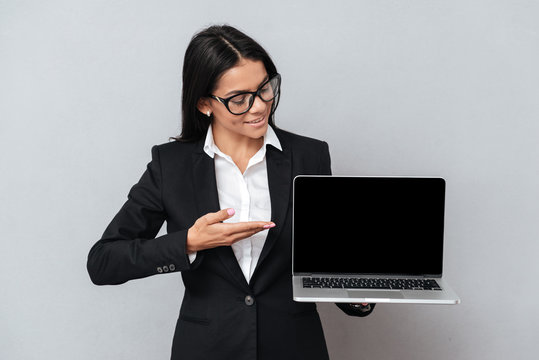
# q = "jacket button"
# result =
<box><xmin>169</xmin><ymin>264</ymin><xmax>176</xmax><ymax>271</ymax></box>
<box><xmin>163</xmin><ymin>265</ymin><xmax>169</xmax><ymax>272</ymax></box>
<box><xmin>157</xmin><ymin>267</ymin><xmax>163</xmax><ymax>273</ymax></box>
<box><xmin>245</xmin><ymin>295</ymin><xmax>255</xmax><ymax>306</ymax></box>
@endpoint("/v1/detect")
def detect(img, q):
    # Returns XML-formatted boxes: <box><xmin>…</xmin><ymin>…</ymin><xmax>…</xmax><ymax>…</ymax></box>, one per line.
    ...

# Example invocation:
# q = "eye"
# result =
<box><xmin>230</xmin><ymin>94</ymin><xmax>248</xmax><ymax>105</ymax></box>
<box><xmin>259</xmin><ymin>82</ymin><xmax>275</xmax><ymax>100</ymax></box>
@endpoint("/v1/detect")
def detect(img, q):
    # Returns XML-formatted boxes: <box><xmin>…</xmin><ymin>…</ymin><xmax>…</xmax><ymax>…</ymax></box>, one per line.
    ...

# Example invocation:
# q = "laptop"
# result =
<box><xmin>292</xmin><ymin>176</ymin><xmax>460</xmax><ymax>305</ymax></box>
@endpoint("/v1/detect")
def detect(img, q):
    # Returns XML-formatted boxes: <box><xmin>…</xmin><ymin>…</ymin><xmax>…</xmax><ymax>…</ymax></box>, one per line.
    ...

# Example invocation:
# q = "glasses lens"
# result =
<box><xmin>224</xmin><ymin>74</ymin><xmax>281</xmax><ymax>115</ymax></box>
<box><xmin>227</xmin><ymin>93</ymin><xmax>254</xmax><ymax>114</ymax></box>
<box><xmin>259</xmin><ymin>75</ymin><xmax>280</xmax><ymax>101</ymax></box>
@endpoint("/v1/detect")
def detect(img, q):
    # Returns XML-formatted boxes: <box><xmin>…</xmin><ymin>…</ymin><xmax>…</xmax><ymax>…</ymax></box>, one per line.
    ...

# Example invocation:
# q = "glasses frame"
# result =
<box><xmin>209</xmin><ymin>73</ymin><xmax>281</xmax><ymax>115</ymax></box>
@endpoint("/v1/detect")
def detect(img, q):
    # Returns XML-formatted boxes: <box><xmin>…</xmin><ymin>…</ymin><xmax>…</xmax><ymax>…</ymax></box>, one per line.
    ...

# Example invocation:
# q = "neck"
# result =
<box><xmin>212</xmin><ymin>124</ymin><xmax>265</xmax><ymax>162</ymax></box>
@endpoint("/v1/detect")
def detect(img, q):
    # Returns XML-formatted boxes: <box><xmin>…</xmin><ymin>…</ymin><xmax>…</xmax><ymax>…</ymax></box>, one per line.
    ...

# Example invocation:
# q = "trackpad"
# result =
<box><xmin>347</xmin><ymin>291</ymin><xmax>404</xmax><ymax>299</ymax></box>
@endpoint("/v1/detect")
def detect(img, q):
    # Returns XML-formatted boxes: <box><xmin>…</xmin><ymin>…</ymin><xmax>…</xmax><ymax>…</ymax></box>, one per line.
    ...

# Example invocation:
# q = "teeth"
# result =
<box><xmin>247</xmin><ymin>118</ymin><xmax>262</xmax><ymax>124</ymax></box>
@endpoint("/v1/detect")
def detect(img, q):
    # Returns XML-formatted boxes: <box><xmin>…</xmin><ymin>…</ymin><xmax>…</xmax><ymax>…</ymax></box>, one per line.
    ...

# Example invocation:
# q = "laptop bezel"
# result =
<box><xmin>292</xmin><ymin>175</ymin><xmax>446</xmax><ymax>278</ymax></box>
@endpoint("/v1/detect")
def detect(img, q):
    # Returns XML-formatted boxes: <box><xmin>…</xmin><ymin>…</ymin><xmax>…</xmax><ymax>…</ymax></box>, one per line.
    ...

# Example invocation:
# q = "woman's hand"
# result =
<box><xmin>186</xmin><ymin>208</ymin><xmax>275</xmax><ymax>253</ymax></box>
<box><xmin>351</xmin><ymin>303</ymin><xmax>373</xmax><ymax>312</ymax></box>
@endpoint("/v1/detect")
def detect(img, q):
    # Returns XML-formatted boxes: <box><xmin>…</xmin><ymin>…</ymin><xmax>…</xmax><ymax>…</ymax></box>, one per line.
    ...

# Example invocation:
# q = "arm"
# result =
<box><xmin>87</xmin><ymin>146</ymin><xmax>273</xmax><ymax>285</ymax></box>
<box><xmin>318</xmin><ymin>141</ymin><xmax>332</xmax><ymax>176</ymax></box>
<box><xmin>87</xmin><ymin>146</ymin><xmax>191</xmax><ymax>285</ymax></box>
<box><xmin>319</xmin><ymin>141</ymin><xmax>376</xmax><ymax>317</ymax></box>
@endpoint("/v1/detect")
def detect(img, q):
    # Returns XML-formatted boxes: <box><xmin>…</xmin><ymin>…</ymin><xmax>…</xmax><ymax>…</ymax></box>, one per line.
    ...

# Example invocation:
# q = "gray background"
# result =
<box><xmin>1</xmin><ymin>0</ymin><xmax>538</xmax><ymax>359</ymax></box>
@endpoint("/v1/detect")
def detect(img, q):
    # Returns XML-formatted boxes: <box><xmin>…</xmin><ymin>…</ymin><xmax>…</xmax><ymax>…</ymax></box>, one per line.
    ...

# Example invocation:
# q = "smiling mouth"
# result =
<box><xmin>245</xmin><ymin>117</ymin><xmax>264</xmax><ymax>124</ymax></box>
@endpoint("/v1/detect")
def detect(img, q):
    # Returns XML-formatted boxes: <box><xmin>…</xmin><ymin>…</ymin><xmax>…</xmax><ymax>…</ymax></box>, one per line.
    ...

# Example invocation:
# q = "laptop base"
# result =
<box><xmin>292</xmin><ymin>276</ymin><xmax>460</xmax><ymax>304</ymax></box>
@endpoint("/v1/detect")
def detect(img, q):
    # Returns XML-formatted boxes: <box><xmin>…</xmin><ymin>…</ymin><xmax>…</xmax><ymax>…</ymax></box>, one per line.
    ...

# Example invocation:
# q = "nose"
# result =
<box><xmin>249</xmin><ymin>94</ymin><xmax>268</xmax><ymax>114</ymax></box>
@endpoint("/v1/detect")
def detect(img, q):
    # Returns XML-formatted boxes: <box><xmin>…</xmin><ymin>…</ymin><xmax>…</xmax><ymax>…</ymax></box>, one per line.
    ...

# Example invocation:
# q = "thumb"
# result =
<box><xmin>205</xmin><ymin>208</ymin><xmax>235</xmax><ymax>224</ymax></box>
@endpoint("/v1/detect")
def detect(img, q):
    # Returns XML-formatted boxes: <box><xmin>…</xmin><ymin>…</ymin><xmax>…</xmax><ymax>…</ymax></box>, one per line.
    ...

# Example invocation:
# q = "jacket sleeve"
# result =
<box><xmin>321</xmin><ymin>142</ymin><xmax>376</xmax><ymax>317</ymax></box>
<box><xmin>319</xmin><ymin>141</ymin><xmax>332</xmax><ymax>176</ymax></box>
<box><xmin>87</xmin><ymin>145</ymin><xmax>191</xmax><ymax>285</ymax></box>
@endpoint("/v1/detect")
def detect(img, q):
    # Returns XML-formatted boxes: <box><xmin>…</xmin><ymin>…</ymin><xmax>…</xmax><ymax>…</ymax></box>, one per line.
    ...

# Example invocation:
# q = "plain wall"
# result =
<box><xmin>1</xmin><ymin>1</ymin><xmax>538</xmax><ymax>359</ymax></box>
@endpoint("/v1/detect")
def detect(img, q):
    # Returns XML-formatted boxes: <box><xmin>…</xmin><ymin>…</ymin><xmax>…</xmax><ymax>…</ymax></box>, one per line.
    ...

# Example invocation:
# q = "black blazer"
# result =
<box><xmin>88</xmin><ymin>127</ymin><xmax>367</xmax><ymax>360</ymax></box>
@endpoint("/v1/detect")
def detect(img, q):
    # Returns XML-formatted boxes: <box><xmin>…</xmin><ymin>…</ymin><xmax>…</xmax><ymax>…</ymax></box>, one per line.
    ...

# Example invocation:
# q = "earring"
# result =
<box><xmin>206</xmin><ymin>111</ymin><xmax>211</xmax><ymax>117</ymax></box>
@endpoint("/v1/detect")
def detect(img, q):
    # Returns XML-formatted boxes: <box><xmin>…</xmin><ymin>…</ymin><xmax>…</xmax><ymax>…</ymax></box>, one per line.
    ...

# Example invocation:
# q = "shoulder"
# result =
<box><xmin>273</xmin><ymin>127</ymin><xmax>329</xmax><ymax>153</ymax></box>
<box><xmin>149</xmin><ymin>139</ymin><xmax>203</xmax><ymax>164</ymax></box>
<box><xmin>273</xmin><ymin>127</ymin><xmax>331</xmax><ymax>175</ymax></box>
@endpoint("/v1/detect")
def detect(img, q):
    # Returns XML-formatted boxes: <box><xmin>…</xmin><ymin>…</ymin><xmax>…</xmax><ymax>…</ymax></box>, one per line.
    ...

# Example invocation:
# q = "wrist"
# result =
<box><xmin>186</xmin><ymin>228</ymin><xmax>197</xmax><ymax>254</ymax></box>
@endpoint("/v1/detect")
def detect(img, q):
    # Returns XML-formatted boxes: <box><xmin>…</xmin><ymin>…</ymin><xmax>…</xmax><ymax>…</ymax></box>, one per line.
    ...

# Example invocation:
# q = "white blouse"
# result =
<box><xmin>188</xmin><ymin>124</ymin><xmax>282</xmax><ymax>283</ymax></box>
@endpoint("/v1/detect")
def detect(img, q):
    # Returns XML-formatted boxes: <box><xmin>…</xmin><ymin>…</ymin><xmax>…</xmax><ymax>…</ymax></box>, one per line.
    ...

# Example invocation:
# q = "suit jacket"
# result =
<box><xmin>88</xmin><ymin>127</ymin><xmax>361</xmax><ymax>360</ymax></box>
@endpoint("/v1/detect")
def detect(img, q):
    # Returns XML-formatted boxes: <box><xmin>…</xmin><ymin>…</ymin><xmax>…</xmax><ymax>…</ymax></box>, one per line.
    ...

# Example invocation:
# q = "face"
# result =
<box><xmin>199</xmin><ymin>59</ymin><xmax>273</xmax><ymax>142</ymax></box>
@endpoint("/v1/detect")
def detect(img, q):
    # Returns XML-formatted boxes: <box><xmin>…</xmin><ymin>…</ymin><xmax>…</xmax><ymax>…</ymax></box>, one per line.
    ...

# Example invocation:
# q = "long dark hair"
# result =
<box><xmin>171</xmin><ymin>25</ymin><xmax>279</xmax><ymax>142</ymax></box>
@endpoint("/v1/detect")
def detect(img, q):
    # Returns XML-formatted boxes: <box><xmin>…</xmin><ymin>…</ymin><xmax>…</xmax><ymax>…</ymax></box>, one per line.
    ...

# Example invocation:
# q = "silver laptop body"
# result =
<box><xmin>292</xmin><ymin>176</ymin><xmax>460</xmax><ymax>305</ymax></box>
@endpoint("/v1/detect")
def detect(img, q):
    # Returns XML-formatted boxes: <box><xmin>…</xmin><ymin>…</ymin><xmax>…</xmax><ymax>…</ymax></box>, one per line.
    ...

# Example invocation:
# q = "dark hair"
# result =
<box><xmin>172</xmin><ymin>25</ymin><xmax>279</xmax><ymax>142</ymax></box>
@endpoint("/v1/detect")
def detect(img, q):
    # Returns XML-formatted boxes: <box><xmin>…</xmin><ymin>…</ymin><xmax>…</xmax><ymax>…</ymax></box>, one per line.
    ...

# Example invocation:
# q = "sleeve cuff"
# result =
<box><xmin>188</xmin><ymin>252</ymin><xmax>197</xmax><ymax>264</ymax></box>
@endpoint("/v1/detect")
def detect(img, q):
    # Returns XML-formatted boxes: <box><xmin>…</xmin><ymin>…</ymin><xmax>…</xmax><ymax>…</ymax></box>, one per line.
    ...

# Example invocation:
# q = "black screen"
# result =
<box><xmin>293</xmin><ymin>177</ymin><xmax>445</xmax><ymax>276</ymax></box>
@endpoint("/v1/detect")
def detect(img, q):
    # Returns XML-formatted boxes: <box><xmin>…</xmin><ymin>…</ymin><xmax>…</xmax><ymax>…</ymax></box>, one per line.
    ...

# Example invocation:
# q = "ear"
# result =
<box><xmin>197</xmin><ymin>98</ymin><xmax>211</xmax><ymax>116</ymax></box>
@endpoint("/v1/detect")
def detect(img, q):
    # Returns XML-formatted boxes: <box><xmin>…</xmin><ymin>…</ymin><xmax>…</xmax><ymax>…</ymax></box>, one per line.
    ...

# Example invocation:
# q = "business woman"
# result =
<box><xmin>87</xmin><ymin>25</ymin><xmax>373</xmax><ymax>360</ymax></box>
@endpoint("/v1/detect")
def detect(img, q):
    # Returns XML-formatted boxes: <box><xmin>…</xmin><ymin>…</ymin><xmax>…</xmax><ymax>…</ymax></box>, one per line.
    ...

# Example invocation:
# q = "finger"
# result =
<box><xmin>220</xmin><ymin>222</ymin><xmax>275</xmax><ymax>245</ymax></box>
<box><xmin>223</xmin><ymin>221</ymin><xmax>275</xmax><ymax>234</ymax></box>
<box><xmin>203</xmin><ymin>208</ymin><xmax>235</xmax><ymax>225</ymax></box>
<box><xmin>226</xmin><ymin>228</ymin><xmax>265</xmax><ymax>244</ymax></box>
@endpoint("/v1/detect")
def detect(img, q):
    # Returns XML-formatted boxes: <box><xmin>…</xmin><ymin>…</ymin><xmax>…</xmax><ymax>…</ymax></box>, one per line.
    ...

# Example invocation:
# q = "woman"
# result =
<box><xmin>87</xmin><ymin>25</ymin><xmax>373</xmax><ymax>360</ymax></box>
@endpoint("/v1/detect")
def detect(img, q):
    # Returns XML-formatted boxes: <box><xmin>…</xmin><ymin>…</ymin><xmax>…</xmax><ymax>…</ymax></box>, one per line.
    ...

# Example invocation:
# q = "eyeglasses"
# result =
<box><xmin>209</xmin><ymin>74</ymin><xmax>281</xmax><ymax>115</ymax></box>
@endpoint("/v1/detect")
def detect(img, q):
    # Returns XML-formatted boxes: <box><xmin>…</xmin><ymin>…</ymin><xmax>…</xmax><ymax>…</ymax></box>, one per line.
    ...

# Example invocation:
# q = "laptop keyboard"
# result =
<box><xmin>302</xmin><ymin>277</ymin><xmax>442</xmax><ymax>290</ymax></box>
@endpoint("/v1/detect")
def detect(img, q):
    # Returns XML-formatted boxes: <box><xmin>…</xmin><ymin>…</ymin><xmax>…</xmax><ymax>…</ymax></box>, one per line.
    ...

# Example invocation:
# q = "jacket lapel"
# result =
<box><xmin>253</xmin><ymin>143</ymin><xmax>292</xmax><ymax>275</ymax></box>
<box><xmin>191</xmin><ymin>149</ymin><xmax>220</xmax><ymax>217</ymax></box>
<box><xmin>191</xmin><ymin>145</ymin><xmax>250</xmax><ymax>291</ymax></box>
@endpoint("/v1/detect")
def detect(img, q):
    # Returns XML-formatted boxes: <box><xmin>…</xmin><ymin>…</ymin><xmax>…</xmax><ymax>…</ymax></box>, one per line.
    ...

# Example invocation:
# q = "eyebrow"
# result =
<box><xmin>222</xmin><ymin>75</ymin><xmax>270</xmax><ymax>97</ymax></box>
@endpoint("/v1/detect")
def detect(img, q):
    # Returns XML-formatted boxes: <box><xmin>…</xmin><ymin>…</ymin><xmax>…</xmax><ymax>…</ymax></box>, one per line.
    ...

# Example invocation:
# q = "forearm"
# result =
<box><xmin>87</xmin><ymin>230</ymin><xmax>190</xmax><ymax>285</ymax></box>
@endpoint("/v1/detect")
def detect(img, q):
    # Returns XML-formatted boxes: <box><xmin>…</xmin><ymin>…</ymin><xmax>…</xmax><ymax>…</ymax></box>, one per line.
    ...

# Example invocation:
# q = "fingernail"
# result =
<box><xmin>227</xmin><ymin>208</ymin><xmax>235</xmax><ymax>216</ymax></box>
<box><xmin>263</xmin><ymin>223</ymin><xmax>276</xmax><ymax>229</ymax></box>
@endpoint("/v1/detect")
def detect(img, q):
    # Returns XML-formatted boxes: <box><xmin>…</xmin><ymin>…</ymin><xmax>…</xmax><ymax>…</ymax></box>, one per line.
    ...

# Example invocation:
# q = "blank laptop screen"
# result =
<box><xmin>293</xmin><ymin>177</ymin><xmax>445</xmax><ymax>276</ymax></box>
